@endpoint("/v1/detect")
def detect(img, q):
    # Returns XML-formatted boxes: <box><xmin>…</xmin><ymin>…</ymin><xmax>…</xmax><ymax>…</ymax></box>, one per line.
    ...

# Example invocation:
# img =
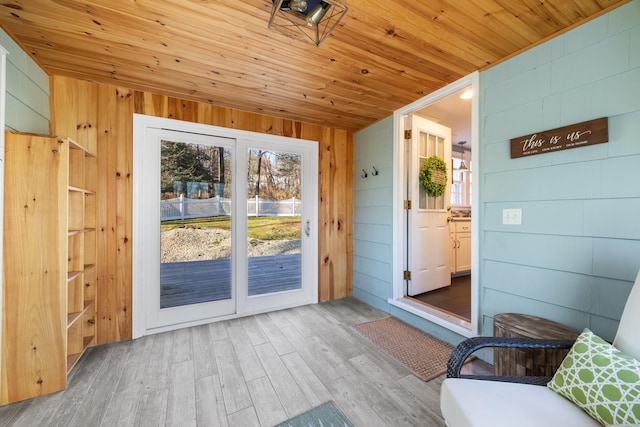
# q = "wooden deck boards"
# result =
<box><xmin>0</xmin><ymin>298</ymin><xmax>453</xmax><ymax>426</ymax></box>
<box><xmin>160</xmin><ymin>254</ymin><xmax>301</xmax><ymax>308</ymax></box>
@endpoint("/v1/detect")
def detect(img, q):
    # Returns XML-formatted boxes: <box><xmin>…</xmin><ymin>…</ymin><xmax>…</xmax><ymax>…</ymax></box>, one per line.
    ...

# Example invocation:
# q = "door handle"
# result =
<box><xmin>304</xmin><ymin>220</ymin><xmax>311</xmax><ymax>237</ymax></box>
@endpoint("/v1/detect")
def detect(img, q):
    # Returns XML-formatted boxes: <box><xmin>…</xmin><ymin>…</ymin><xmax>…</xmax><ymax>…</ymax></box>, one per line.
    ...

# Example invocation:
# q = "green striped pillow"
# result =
<box><xmin>548</xmin><ymin>328</ymin><xmax>640</xmax><ymax>426</ymax></box>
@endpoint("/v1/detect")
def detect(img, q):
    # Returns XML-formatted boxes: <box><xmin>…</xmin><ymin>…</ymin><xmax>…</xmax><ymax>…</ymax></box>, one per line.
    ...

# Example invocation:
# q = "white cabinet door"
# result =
<box><xmin>450</xmin><ymin>228</ymin><xmax>456</xmax><ymax>274</ymax></box>
<box><xmin>456</xmin><ymin>232</ymin><xmax>472</xmax><ymax>272</ymax></box>
<box><xmin>451</xmin><ymin>221</ymin><xmax>471</xmax><ymax>274</ymax></box>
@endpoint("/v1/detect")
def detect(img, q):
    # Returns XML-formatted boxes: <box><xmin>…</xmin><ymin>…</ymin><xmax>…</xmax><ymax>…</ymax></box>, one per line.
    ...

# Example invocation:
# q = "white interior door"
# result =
<box><xmin>406</xmin><ymin>115</ymin><xmax>452</xmax><ymax>295</ymax></box>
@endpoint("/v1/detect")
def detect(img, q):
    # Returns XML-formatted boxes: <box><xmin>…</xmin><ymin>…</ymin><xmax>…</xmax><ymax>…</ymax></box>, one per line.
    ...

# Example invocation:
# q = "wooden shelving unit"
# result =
<box><xmin>66</xmin><ymin>138</ymin><xmax>97</xmax><ymax>373</ymax></box>
<box><xmin>1</xmin><ymin>132</ymin><xmax>97</xmax><ymax>405</ymax></box>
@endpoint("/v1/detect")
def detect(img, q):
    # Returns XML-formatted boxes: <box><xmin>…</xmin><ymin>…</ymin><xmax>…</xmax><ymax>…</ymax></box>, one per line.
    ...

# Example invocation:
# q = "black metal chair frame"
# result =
<box><xmin>446</xmin><ymin>336</ymin><xmax>577</xmax><ymax>386</ymax></box>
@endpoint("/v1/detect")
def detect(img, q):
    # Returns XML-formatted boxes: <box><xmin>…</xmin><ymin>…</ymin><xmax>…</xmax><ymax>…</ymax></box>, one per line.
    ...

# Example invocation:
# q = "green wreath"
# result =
<box><xmin>419</xmin><ymin>156</ymin><xmax>448</xmax><ymax>197</ymax></box>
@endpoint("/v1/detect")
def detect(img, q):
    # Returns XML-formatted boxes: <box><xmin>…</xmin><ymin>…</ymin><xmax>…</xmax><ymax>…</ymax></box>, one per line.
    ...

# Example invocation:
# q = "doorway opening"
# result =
<box><xmin>390</xmin><ymin>73</ymin><xmax>479</xmax><ymax>337</ymax></box>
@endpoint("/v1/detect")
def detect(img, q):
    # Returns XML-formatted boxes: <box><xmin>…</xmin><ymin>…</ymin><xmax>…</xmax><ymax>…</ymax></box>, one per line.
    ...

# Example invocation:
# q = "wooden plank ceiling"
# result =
<box><xmin>0</xmin><ymin>0</ymin><xmax>630</xmax><ymax>132</ymax></box>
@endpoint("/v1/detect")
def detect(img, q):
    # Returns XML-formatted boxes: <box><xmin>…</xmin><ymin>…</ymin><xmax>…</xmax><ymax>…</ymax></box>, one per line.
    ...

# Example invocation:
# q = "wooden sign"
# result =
<box><xmin>510</xmin><ymin>117</ymin><xmax>608</xmax><ymax>158</ymax></box>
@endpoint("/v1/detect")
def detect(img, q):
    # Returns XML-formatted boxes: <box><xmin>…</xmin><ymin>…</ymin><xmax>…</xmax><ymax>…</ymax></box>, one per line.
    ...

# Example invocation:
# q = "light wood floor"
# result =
<box><xmin>0</xmin><ymin>298</ymin><xmax>464</xmax><ymax>427</ymax></box>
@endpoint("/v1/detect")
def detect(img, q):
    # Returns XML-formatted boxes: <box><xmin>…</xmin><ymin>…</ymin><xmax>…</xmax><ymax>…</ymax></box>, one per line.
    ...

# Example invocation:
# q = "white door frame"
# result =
<box><xmin>389</xmin><ymin>72</ymin><xmax>480</xmax><ymax>338</ymax></box>
<box><xmin>132</xmin><ymin>114</ymin><xmax>318</xmax><ymax>338</ymax></box>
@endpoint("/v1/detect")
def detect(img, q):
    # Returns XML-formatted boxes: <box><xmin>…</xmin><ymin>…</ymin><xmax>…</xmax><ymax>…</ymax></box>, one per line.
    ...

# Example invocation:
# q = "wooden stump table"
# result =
<box><xmin>493</xmin><ymin>313</ymin><xmax>579</xmax><ymax>377</ymax></box>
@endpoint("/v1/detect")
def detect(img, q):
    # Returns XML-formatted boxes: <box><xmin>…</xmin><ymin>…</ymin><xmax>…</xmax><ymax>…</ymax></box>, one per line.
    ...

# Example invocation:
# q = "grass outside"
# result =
<box><xmin>161</xmin><ymin>215</ymin><xmax>301</xmax><ymax>240</ymax></box>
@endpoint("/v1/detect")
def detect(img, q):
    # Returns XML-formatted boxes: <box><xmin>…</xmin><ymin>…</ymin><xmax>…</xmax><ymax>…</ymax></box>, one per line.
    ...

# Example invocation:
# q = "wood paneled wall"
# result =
<box><xmin>49</xmin><ymin>75</ymin><xmax>353</xmax><ymax>344</ymax></box>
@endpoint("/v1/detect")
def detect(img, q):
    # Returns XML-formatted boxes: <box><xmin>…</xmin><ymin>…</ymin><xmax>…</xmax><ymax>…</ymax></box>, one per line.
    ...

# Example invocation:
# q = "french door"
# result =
<box><xmin>133</xmin><ymin>117</ymin><xmax>318</xmax><ymax>336</ymax></box>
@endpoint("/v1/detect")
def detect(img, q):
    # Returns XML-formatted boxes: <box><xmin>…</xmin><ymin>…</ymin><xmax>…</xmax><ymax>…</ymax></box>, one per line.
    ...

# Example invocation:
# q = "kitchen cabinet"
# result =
<box><xmin>451</xmin><ymin>220</ymin><xmax>471</xmax><ymax>275</ymax></box>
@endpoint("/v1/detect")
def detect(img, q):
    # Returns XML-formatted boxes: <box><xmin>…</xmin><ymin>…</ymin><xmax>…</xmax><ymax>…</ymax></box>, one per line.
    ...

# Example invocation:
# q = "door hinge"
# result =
<box><xmin>404</xmin><ymin>270</ymin><xmax>411</xmax><ymax>280</ymax></box>
<box><xmin>404</xmin><ymin>130</ymin><xmax>412</xmax><ymax>139</ymax></box>
<box><xmin>404</xmin><ymin>200</ymin><xmax>412</xmax><ymax>210</ymax></box>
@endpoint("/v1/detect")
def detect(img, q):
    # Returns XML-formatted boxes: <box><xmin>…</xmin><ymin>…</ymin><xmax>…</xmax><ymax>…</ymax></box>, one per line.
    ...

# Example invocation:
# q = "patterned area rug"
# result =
<box><xmin>351</xmin><ymin>316</ymin><xmax>453</xmax><ymax>381</ymax></box>
<box><xmin>274</xmin><ymin>401</ymin><xmax>354</xmax><ymax>427</ymax></box>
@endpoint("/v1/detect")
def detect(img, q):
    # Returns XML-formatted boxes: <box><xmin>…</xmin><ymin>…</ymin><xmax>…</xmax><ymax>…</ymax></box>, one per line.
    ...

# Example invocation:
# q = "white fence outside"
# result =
<box><xmin>161</xmin><ymin>195</ymin><xmax>301</xmax><ymax>221</ymax></box>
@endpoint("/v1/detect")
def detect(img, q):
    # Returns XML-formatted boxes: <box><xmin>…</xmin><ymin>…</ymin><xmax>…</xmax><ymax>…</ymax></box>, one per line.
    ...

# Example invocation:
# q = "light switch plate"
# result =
<box><xmin>502</xmin><ymin>208</ymin><xmax>522</xmax><ymax>225</ymax></box>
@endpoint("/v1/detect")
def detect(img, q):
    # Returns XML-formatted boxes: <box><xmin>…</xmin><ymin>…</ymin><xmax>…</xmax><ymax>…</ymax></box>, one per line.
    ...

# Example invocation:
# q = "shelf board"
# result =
<box><xmin>67</xmin><ymin>352</ymin><xmax>82</xmax><ymax>373</ymax></box>
<box><xmin>69</xmin><ymin>138</ymin><xmax>96</xmax><ymax>158</ymax></box>
<box><xmin>83</xmin><ymin>336</ymin><xmax>95</xmax><ymax>348</ymax></box>
<box><xmin>68</xmin><ymin>185</ymin><xmax>87</xmax><ymax>193</ymax></box>
<box><xmin>83</xmin><ymin>299</ymin><xmax>94</xmax><ymax>311</ymax></box>
<box><xmin>84</xmin><ymin>264</ymin><xmax>96</xmax><ymax>272</ymax></box>
<box><xmin>68</xmin><ymin>186</ymin><xmax>95</xmax><ymax>195</ymax></box>
<box><xmin>67</xmin><ymin>311</ymin><xmax>82</xmax><ymax>327</ymax></box>
<box><xmin>67</xmin><ymin>271</ymin><xmax>82</xmax><ymax>282</ymax></box>
<box><xmin>69</xmin><ymin>228</ymin><xmax>96</xmax><ymax>236</ymax></box>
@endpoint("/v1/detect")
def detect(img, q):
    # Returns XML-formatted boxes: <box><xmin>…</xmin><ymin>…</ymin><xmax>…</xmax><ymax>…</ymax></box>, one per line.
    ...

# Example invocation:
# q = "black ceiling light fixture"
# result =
<box><xmin>268</xmin><ymin>0</ymin><xmax>348</xmax><ymax>47</ymax></box>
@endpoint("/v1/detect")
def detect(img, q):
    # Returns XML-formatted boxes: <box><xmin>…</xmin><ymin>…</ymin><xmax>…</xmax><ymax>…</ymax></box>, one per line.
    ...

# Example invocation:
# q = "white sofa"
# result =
<box><xmin>440</xmin><ymin>270</ymin><xmax>640</xmax><ymax>427</ymax></box>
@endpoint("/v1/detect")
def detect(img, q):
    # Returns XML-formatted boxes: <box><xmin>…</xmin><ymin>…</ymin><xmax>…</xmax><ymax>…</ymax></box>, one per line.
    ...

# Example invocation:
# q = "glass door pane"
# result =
<box><xmin>159</xmin><ymin>140</ymin><xmax>233</xmax><ymax>309</ymax></box>
<box><xmin>246</xmin><ymin>149</ymin><xmax>302</xmax><ymax>296</ymax></box>
<box><xmin>419</xmin><ymin>130</ymin><xmax>447</xmax><ymax>210</ymax></box>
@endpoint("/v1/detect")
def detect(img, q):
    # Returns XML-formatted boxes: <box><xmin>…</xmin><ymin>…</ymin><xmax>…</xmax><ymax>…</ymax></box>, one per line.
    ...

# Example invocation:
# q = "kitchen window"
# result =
<box><xmin>451</xmin><ymin>154</ymin><xmax>471</xmax><ymax>206</ymax></box>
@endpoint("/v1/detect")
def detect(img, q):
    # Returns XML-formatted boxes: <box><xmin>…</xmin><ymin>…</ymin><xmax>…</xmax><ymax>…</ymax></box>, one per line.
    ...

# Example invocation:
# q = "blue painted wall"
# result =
<box><xmin>0</xmin><ymin>28</ymin><xmax>50</xmax><ymax>133</ymax></box>
<box><xmin>352</xmin><ymin>116</ymin><xmax>395</xmax><ymax>312</ymax></box>
<box><xmin>353</xmin><ymin>0</ymin><xmax>640</xmax><ymax>344</ymax></box>
<box><xmin>479</xmin><ymin>0</ymin><xmax>640</xmax><ymax>342</ymax></box>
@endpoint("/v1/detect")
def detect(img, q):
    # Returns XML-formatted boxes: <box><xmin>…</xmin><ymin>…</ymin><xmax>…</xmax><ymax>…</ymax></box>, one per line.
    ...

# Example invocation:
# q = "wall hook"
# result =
<box><xmin>371</xmin><ymin>166</ymin><xmax>379</xmax><ymax>176</ymax></box>
<box><xmin>361</xmin><ymin>169</ymin><xmax>368</xmax><ymax>178</ymax></box>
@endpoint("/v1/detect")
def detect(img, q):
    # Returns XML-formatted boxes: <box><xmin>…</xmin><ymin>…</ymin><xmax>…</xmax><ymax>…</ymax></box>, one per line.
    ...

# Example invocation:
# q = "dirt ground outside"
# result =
<box><xmin>161</xmin><ymin>226</ymin><xmax>301</xmax><ymax>263</ymax></box>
